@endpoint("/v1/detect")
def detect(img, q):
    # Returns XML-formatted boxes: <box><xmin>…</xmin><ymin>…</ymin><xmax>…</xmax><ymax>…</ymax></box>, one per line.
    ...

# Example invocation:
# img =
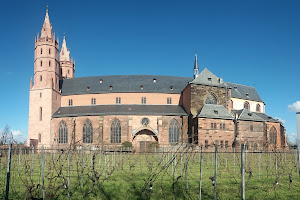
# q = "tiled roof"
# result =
<box><xmin>197</xmin><ymin>104</ymin><xmax>234</xmax><ymax>120</ymax></box>
<box><xmin>253</xmin><ymin>112</ymin><xmax>281</xmax><ymax>123</ymax></box>
<box><xmin>231</xmin><ymin>109</ymin><xmax>265</xmax><ymax>122</ymax></box>
<box><xmin>60</xmin><ymin>75</ymin><xmax>193</xmax><ymax>96</ymax></box>
<box><xmin>224</xmin><ymin>82</ymin><xmax>263</xmax><ymax>102</ymax></box>
<box><xmin>52</xmin><ymin>104</ymin><xmax>188</xmax><ymax>118</ymax></box>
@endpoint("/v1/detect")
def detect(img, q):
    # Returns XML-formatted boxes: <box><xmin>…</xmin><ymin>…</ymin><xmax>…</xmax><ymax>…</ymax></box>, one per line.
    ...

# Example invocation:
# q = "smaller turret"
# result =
<box><xmin>59</xmin><ymin>34</ymin><xmax>75</xmax><ymax>79</ymax></box>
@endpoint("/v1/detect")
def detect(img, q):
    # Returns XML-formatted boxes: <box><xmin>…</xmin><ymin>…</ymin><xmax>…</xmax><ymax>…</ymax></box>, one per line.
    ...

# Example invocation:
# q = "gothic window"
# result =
<box><xmin>244</xmin><ymin>101</ymin><xmax>250</xmax><ymax>110</ymax></box>
<box><xmin>244</xmin><ymin>141</ymin><xmax>249</xmax><ymax>150</ymax></box>
<box><xmin>40</xmin><ymin>107</ymin><xmax>42</xmax><ymax>121</ymax></box>
<box><xmin>169</xmin><ymin>119</ymin><xmax>179</xmax><ymax>144</ymax></box>
<box><xmin>83</xmin><ymin>119</ymin><xmax>93</xmax><ymax>143</ymax></box>
<box><xmin>141</xmin><ymin>118</ymin><xmax>149</xmax><ymax>126</ymax></box>
<box><xmin>250</xmin><ymin>125</ymin><xmax>253</xmax><ymax>131</ymax></box>
<box><xmin>111</xmin><ymin>119</ymin><xmax>121</xmax><ymax>143</ymax></box>
<box><xmin>142</xmin><ymin>97</ymin><xmax>146</xmax><ymax>104</ymax></box>
<box><xmin>225</xmin><ymin>141</ymin><xmax>229</xmax><ymax>148</ymax></box>
<box><xmin>58</xmin><ymin>121</ymin><xmax>68</xmax><ymax>143</ymax></box>
<box><xmin>253</xmin><ymin>143</ymin><xmax>258</xmax><ymax>151</ymax></box>
<box><xmin>269</xmin><ymin>126</ymin><xmax>277</xmax><ymax>145</ymax></box>
<box><xmin>256</xmin><ymin>104</ymin><xmax>261</xmax><ymax>112</ymax></box>
<box><xmin>230</xmin><ymin>100</ymin><xmax>234</xmax><ymax>109</ymax></box>
<box><xmin>220</xmin><ymin>140</ymin><xmax>224</xmax><ymax>148</ymax></box>
<box><xmin>205</xmin><ymin>140</ymin><xmax>208</xmax><ymax>148</ymax></box>
<box><xmin>205</xmin><ymin>93</ymin><xmax>217</xmax><ymax>104</ymax></box>
<box><xmin>167</xmin><ymin>97</ymin><xmax>172</xmax><ymax>104</ymax></box>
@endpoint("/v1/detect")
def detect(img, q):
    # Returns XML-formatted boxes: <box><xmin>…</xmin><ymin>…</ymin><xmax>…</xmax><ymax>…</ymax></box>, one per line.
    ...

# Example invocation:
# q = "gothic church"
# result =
<box><xmin>27</xmin><ymin>9</ymin><xmax>287</xmax><ymax>151</ymax></box>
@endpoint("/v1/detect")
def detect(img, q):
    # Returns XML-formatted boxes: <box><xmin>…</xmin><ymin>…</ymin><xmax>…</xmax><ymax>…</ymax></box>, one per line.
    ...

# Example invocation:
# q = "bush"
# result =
<box><xmin>122</xmin><ymin>141</ymin><xmax>132</xmax><ymax>148</ymax></box>
<box><xmin>148</xmin><ymin>141</ymin><xmax>159</xmax><ymax>149</ymax></box>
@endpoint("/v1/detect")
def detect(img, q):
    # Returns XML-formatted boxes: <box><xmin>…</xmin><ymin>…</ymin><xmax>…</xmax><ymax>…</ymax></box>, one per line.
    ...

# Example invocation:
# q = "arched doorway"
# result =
<box><xmin>132</xmin><ymin>129</ymin><xmax>158</xmax><ymax>152</ymax></box>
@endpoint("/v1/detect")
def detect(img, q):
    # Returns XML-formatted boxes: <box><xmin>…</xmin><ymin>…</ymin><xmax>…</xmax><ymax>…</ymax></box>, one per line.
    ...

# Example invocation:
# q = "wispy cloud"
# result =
<box><xmin>288</xmin><ymin>101</ymin><xmax>300</xmax><ymax>112</ymax></box>
<box><xmin>274</xmin><ymin>117</ymin><xmax>286</xmax><ymax>123</ymax></box>
<box><xmin>287</xmin><ymin>133</ymin><xmax>297</xmax><ymax>145</ymax></box>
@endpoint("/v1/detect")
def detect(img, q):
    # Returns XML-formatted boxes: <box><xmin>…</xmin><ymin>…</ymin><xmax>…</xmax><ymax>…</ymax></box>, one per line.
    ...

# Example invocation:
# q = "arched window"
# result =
<box><xmin>205</xmin><ymin>93</ymin><xmax>217</xmax><ymax>104</ymax></box>
<box><xmin>244</xmin><ymin>101</ymin><xmax>250</xmax><ymax>110</ymax></box>
<box><xmin>230</xmin><ymin>100</ymin><xmax>233</xmax><ymax>109</ymax></box>
<box><xmin>256</xmin><ymin>104</ymin><xmax>261</xmax><ymax>112</ymax></box>
<box><xmin>83</xmin><ymin>119</ymin><xmax>93</xmax><ymax>143</ymax></box>
<box><xmin>244</xmin><ymin>141</ymin><xmax>249</xmax><ymax>150</ymax></box>
<box><xmin>269</xmin><ymin>126</ymin><xmax>277</xmax><ymax>145</ymax></box>
<box><xmin>58</xmin><ymin>121</ymin><xmax>68</xmax><ymax>143</ymax></box>
<box><xmin>253</xmin><ymin>143</ymin><xmax>258</xmax><ymax>151</ymax></box>
<box><xmin>111</xmin><ymin>119</ymin><xmax>121</xmax><ymax>143</ymax></box>
<box><xmin>169</xmin><ymin>119</ymin><xmax>179</xmax><ymax>144</ymax></box>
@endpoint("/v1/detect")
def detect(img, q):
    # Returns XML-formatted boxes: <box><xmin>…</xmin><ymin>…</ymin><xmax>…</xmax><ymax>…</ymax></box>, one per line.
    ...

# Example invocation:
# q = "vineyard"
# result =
<box><xmin>0</xmin><ymin>145</ymin><xmax>300</xmax><ymax>199</ymax></box>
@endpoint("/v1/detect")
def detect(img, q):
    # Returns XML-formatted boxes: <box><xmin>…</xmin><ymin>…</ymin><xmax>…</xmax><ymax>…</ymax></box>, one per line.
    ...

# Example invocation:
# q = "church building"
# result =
<box><xmin>27</xmin><ymin>9</ymin><xmax>287</xmax><ymax>151</ymax></box>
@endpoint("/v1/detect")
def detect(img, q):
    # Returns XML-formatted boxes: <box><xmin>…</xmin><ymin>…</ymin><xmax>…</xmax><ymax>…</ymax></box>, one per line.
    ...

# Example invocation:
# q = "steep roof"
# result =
<box><xmin>197</xmin><ymin>104</ymin><xmax>234</xmax><ymax>120</ymax></box>
<box><xmin>60</xmin><ymin>75</ymin><xmax>193</xmax><ymax>96</ymax></box>
<box><xmin>191</xmin><ymin>68</ymin><xmax>225</xmax><ymax>87</ymax></box>
<box><xmin>253</xmin><ymin>112</ymin><xmax>281</xmax><ymax>123</ymax></box>
<box><xmin>231</xmin><ymin>109</ymin><xmax>265</xmax><ymax>122</ymax></box>
<box><xmin>224</xmin><ymin>82</ymin><xmax>263</xmax><ymax>102</ymax></box>
<box><xmin>53</xmin><ymin>105</ymin><xmax>188</xmax><ymax>118</ymax></box>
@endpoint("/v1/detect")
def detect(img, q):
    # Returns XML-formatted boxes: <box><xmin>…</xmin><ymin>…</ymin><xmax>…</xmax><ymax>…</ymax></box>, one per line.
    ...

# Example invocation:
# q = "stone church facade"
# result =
<box><xmin>27</xmin><ymin>9</ymin><xmax>287</xmax><ymax>151</ymax></box>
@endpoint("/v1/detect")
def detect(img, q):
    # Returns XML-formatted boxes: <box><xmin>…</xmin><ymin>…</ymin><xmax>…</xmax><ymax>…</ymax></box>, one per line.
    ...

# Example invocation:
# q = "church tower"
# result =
<box><xmin>59</xmin><ymin>34</ymin><xmax>75</xmax><ymax>79</ymax></box>
<box><xmin>193</xmin><ymin>54</ymin><xmax>199</xmax><ymax>79</ymax></box>
<box><xmin>28</xmin><ymin>8</ymin><xmax>61</xmax><ymax>148</ymax></box>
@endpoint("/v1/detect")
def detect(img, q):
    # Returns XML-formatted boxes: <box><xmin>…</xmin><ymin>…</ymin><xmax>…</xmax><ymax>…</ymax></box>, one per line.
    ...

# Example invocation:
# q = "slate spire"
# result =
<box><xmin>193</xmin><ymin>54</ymin><xmax>199</xmax><ymax>79</ymax></box>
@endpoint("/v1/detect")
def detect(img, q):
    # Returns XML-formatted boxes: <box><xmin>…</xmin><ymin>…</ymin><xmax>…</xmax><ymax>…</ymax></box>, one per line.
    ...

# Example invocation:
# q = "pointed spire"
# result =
<box><xmin>40</xmin><ymin>6</ymin><xmax>53</xmax><ymax>38</ymax></box>
<box><xmin>60</xmin><ymin>34</ymin><xmax>70</xmax><ymax>61</ymax></box>
<box><xmin>194</xmin><ymin>54</ymin><xmax>198</xmax><ymax>69</ymax></box>
<box><xmin>193</xmin><ymin>53</ymin><xmax>199</xmax><ymax>79</ymax></box>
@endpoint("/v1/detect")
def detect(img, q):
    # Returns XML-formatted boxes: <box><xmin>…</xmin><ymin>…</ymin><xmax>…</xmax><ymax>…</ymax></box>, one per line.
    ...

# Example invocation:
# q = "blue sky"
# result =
<box><xmin>0</xmin><ymin>0</ymin><xmax>299</xmax><ymax>143</ymax></box>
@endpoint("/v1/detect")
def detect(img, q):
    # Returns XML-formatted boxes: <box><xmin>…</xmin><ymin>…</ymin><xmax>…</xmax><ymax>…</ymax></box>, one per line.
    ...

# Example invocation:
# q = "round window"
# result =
<box><xmin>141</xmin><ymin>118</ymin><xmax>150</xmax><ymax>126</ymax></box>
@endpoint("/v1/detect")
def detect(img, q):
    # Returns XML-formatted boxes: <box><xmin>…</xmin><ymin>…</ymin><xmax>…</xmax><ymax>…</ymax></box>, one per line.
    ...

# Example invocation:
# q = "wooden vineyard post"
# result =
<box><xmin>81</xmin><ymin>145</ymin><xmax>83</xmax><ymax>188</ymax></box>
<box><xmin>5</xmin><ymin>144</ymin><xmax>12</xmax><ymax>200</ymax></box>
<box><xmin>42</xmin><ymin>145</ymin><xmax>45</xmax><ymax>200</ymax></box>
<box><xmin>241</xmin><ymin>144</ymin><xmax>245</xmax><ymax>200</ymax></box>
<box><xmin>199</xmin><ymin>146</ymin><xmax>203</xmax><ymax>200</ymax></box>
<box><xmin>214</xmin><ymin>141</ymin><xmax>218</xmax><ymax>200</ymax></box>
<box><xmin>68</xmin><ymin>144</ymin><xmax>71</xmax><ymax>199</ymax></box>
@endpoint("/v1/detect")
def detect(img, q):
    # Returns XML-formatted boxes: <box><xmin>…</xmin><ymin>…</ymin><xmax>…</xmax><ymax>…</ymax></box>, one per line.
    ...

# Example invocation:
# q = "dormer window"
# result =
<box><xmin>153</xmin><ymin>79</ymin><xmax>156</xmax><ymax>83</ymax></box>
<box><xmin>109</xmin><ymin>86</ymin><xmax>113</xmax><ymax>90</ymax></box>
<box><xmin>248</xmin><ymin>113</ymin><xmax>252</xmax><ymax>116</ymax></box>
<box><xmin>214</xmin><ymin>110</ymin><xmax>218</xmax><ymax>114</ymax></box>
<box><xmin>234</xmin><ymin>86</ymin><xmax>237</xmax><ymax>89</ymax></box>
<box><xmin>246</xmin><ymin>93</ymin><xmax>249</xmax><ymax>97</ymax></box>
<box><xmin>170</xmin><ymin>86</ymin><xmax>173</xmax><ymax>90</ymax></box>
<box><xmin>140</xmin><ymin>85</ymin><xmax>144</xmax><ymax>90</ymax></box>
<box><xmin>208</xmin><ymin>78</ymin><xmax>212</xmax><ymax>82</ymax></box>
<box><xmin>99</xmin><ymin>79</ymin><xmax>103</xmax><ymax>83</ymax></box>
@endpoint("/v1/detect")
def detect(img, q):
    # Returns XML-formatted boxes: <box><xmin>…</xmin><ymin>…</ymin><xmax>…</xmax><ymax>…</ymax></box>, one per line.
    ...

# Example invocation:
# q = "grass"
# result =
<box><xmin>0</xmin><ymin>148</ymin><xmax>299</xmax><ymax>199</ymax></box>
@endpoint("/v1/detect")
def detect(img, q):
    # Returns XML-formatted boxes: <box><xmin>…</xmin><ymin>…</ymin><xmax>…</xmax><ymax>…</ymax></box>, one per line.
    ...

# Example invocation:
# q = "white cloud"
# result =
<box><xmin>274</xmin><ymin>117</ymin><xmax>286</xmax><ymax>123</ymax></box>
<box><xmin>287</xmin><ymin>133</ymin><xmax>297</xmax><ymax>145</ymax></box>
<box><xmin>11</xmin><ymin>129</ymin><xmax>23</xmax><ymax>137</ymax></box>
<box><xmin>288</xmin><ymin>101</ymin><xmax>300</xmax><ymax>112</ymax></box>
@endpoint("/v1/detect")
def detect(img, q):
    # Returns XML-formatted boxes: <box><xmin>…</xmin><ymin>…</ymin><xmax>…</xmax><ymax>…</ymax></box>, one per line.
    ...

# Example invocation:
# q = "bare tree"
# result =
<box><xmin>0</xmin><ymin>125</ymin><xmax>15</xmax><ymax>145</ymax></box>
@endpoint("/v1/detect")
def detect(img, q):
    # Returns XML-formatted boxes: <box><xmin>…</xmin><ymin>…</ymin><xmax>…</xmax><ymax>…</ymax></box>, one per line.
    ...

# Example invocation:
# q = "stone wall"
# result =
<box><xmin>190</xmin><ymin>84</ymin><xmax>231</xmax><ymax>114</ymax></box>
